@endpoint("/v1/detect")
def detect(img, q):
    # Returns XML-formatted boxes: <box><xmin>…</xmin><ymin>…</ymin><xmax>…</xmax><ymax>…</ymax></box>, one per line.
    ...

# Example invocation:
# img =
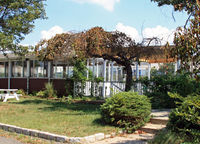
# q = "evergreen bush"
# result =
<box><xmin>100</xmin><ymin>92</ymin><xmax>151</xmax><ymax>133</ymax></box>
<box><xmin>140</xmin><ymin>73</ymin><xmax>200</xmax><ymax>108</ymax></box>
<box><xmin>167</xmin><ymin>93</ymin><xmax>200</xmax><ymax>142</ymax></box>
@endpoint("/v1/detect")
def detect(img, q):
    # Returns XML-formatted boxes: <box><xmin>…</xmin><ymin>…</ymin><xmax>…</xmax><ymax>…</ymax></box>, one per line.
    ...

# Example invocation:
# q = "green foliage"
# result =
<box><xmin>172</xmin><ymin>15</ymin><xmax>200</xmax><ymax>80</ymax></box>
<box><xmin>0</xmin><ymin>0</ymin><xmax>46</xmax><ymax>53</ymax></box>
<box><xmin>167</xmin><ymin>93</ymin><xmax>200</xmax><ymax>142</ymax></box>
<box><xmin>36</xmin><ymin>83</ymin><xmax>57</xmax><ymax>98</ymax></box>
<box><xmin>100</xmin><ymin>92</ymin><xmax>151</xmax><ymax>133</ymax></box>
<box><xmin>43</xmin><ymin>82</ymin><xmax>57</xmax><ymax>98</ymax></box>
<box><xmin>17</xmin><ymin>89</ymin><xmax>26</xmax><ymax>96</ymax></box>
<box><xmin>151</xmin><ymin>0</ymin><xmax>197</xmax><ymax>14</ymax></box>
<box><xmin>94</xmin><ymin>77</ymin><xmax>104</xmax><ymax>83</ymax></box>
<box><xmin>72</xmin><ymin>58</ymin><xmax>88</xmax><ymax>82</ymax></box>
<box><xmin>71</xmin><ymin>58</ymin><xmax>87</xmax><ymax>97</ymax></box>
<box><xmin>66</xmin><ymin>95</ymin><xmax>73</xmax><ymax>104</ymax></box>
<box><xmin>151</xmin><ymin>0</ymin><xmax>200</xmax><ymax>81</ymax></box>
<box><xmin>36</xmin><ymin>90</ymin><xmax>45</xmax><ymax>97</ymax></box>
<box><xmin>151</xmin><ymin>63</ymin><xmax>175</xmax><ymax>76</ymax></box>
<box><xmin>141</xmin><ymin>73</ymin><xmax>200</xmax><ymax>108</ymax></box>
<box><xmin>149</xmin><ymin>129</ymin><xmax>188</xmax><ymax>144</ymax></box>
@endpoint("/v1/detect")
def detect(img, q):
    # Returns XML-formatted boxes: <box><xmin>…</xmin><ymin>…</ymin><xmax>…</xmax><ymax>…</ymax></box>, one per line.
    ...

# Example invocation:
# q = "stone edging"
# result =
<box><xmin>0</xmin><ymin>123</ymin><xmax>123</xmax><ymax>143</ymax></box>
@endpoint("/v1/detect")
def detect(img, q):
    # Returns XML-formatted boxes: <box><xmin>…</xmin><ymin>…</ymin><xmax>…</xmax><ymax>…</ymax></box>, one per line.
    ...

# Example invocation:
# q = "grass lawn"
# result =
<box><xmin>0</xmin><ymin>97</ymin><xmax>118</xmax><ymax>137</ymax></box>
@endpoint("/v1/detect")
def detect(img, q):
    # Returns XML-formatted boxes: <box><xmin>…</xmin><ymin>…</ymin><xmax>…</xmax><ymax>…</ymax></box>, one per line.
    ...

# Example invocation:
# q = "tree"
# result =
<box><xmin>171</xmin><ymin>15</ymin><xmax>200</xmax><ymax>79</ymax></box>
<box><xmin>151</xmin><ymin>0</ymin><xmax>200</xmax><ymax>26</ymax></box>
<box><xmin>36</xmin><ymin>27</ymin><xmax>161</xmax><ymax>92</ymax></box>
<box><xmin>75</xmin><ymin>27</ymin><xmax>160</xmax><ymax>91</ymax></box>
<box><xmin>152</xmin><ymin>0</ymin><xmax>200</xmax><ymax>80</ymax></box>
<box><xmin>0</xmin><ymin>0</ymin><xmax>46</xmax><ymax>54</ymax></box>
<box><xmin>151</xmin><ymin>0</ymin><xmax>197</xmax><ymax>14</ymax></box>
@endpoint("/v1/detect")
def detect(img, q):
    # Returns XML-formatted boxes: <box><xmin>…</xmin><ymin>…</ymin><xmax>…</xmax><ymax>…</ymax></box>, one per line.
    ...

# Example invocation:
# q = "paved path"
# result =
<box><xmin>92</xmin><ymin>133</ymin><xmax>153</xmax><ymax>144</ymax></box>
<box><xmin>0</xmin><ymin>136</ymin><xmax>23</xmax><ymax>144</ymax></box>
<box><xmin>92</xmin><ymin>110</ymin><xmax>170</xmax><ymax>144</ymax></box>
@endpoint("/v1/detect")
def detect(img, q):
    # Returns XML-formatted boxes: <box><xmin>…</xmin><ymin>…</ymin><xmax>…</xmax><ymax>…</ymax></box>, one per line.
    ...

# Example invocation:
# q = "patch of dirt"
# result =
<box><xmin>72</xmin><ymin>100</ymin><xmax>105</xmax><ymax>104</ymax></box>
<box><xmin>0</xmin><ymin>105</ymin><xmax>12</xmax><ymax>111</ymax></box>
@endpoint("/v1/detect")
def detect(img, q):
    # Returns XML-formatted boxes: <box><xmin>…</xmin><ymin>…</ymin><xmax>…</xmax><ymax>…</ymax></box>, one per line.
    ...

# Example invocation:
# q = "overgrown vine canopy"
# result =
<box><xmin>35</xmin><ymin>33</ymin><xmax>76</xmax><ymax>61</ymax></box>
<box><xmin>35</xmin><ymin>27</ymin><xmax>165</xmax><ymax>91</ymax></box>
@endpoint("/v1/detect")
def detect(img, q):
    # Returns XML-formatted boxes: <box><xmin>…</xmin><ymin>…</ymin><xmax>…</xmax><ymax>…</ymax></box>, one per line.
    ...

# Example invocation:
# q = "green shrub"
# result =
<box><xmin>94</xmin><ymin>77</ymin><xmax>104</xmax><ymax>83</ymax></box>
<box><xmin>36</xmin><ymin>90</ymin><xmax>45</xmax><ymax>97</ymax></box>
<box><xmin>36</xmin><ymin>83</ymin><xmax>57</xmax><ymax>98</ymax></box>
<box><xmin>100</xmin><ymin>92</ymin><xmax>151</xmax><ymax>133</ymax></box>
<box><xmin>66</xmin><ymin>95</ymin><xmax>73</xmax><ymax>104</ymax></box>
<box><xmin>43</xmin><ymin>82</ymin><xmax>57</xmax><ymax>98</ymax></box>
<box><xmin>167</xmin><ymin>93</ymin><xmax>200</xmax><ymax>142</ymax></box>
<box><xmin>140</xmin><ymin>73</ymin><xmax>200</xmax><ymax>108</ymax></box>
<box><xmin>17</xmin><ymin>89</ymin><xmax>26</xmax><ymax>96</ymax></box>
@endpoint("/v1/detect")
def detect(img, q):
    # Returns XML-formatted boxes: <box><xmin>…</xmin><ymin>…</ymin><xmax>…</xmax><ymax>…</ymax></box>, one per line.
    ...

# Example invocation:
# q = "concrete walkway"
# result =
<box><xmin>0</xmin><ymin>136</ymin><xmax>23</xmax><ymax>144</ymax></box>
<box><xmin>92</xmin><ymin>110</ymin><xmax>170</xmax><ymax>144</ymax></box>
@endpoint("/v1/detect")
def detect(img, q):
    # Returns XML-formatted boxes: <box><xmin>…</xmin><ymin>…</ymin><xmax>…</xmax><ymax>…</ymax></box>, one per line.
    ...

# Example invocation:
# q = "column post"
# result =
<box><xmin>108</xmin><ymin>62</ymin><xmax>111</xmax><ymax>81</ymax></box>
<box><xmin>116</xmin><ymin>66</ymin><xmax>118</xmax><ymax>81</ymax></box>
<box><xmin>111</xmin><ymin>61</ymin><xmax>114</xmax><ymax>95</ymax></box>
<box><xmin>22</xmin><ymin>60</ymin><xmax>25</xmax><ymax>77</ymax></box>
<box><xmin>8</xmin><ymin>60</ymin><xmax>12</xmax><ymax>89</ymax></box>
<box><xmin>92</xmin><ymin>58</ymin><xmax>95</xmax><ymax>78</ymax></box>
<box><xmin>136</xmin><ymin>62</ymin><xmax>139</xmax><ymax>80</ymax></box>
<box><xmin>67</xmin><ymin>63</ymin><xmax>70</xmax><ymax>78</ymax></box>
<box><xmin>96</xmin><ymin>59</ymin><xmax>99</xmax><ymax>78</ymax></box>
<box><xmin>148</xmin><ymin>63</ymin><xmax>151</xmax><ymax>80</ymax></box>
<box><xmin>48</xmin><ymin>61</ymin><xmax>51</xmax><ymax>82</ymax></box>
<box><xmin>174</xmin><ymin>61</ymin><xmax>177</xmax><ymax>74</ymax></box>
<box><xmin>102</xmin><ymin>60</ymin><xmax>107</xmax><ymax>98</ymax></box>
<box><xmin>86</xmin><ymin>59</ymin><xmax>89</xmax><ymax>79</ymax></box>
<box><xmin>177</xmin><ymin>59</ymin><xmax>181</xmax><ymax>70</ymax></box>
<box><xmin>26</xmin><ymin>59</ymin><xmax>30</xmax><ymax>94</ymax></box>
<box><xmin>4</xmin><ymin>62</ymin><xmax>6</xmax><ymax>77</ymax></box>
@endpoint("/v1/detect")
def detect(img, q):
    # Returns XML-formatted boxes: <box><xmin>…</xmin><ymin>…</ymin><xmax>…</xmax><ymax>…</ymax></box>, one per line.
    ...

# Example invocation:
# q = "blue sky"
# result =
<box><xmin>20</xmin><ymin>0</ymin><xmax>188</xmax><ymax>46</ymax></box>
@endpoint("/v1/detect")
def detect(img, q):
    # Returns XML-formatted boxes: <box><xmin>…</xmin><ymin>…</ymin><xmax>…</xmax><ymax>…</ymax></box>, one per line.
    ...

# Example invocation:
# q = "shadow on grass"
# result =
<box><xmin>11</xmin><ymin>98</ymin><xmax>101</xmax><ymax>115</ymax></box>
<box><xmin>92</xmin><ymin>117</ymin><xmax>118</xmax><ymax>127</ymax></box>
<box><xmin>92</xmin><ymin>118</ymin><xmax>109</xmax><ymax>126</ymax></box>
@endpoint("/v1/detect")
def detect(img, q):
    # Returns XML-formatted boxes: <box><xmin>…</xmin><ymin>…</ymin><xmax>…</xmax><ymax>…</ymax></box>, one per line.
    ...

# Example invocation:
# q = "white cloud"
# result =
<box><xmin>115</xmin><ymin>23</ymin><xmax>175</xmax><ymax>45</ymax></box>
<box><xmin>41</xmin><ymin>26</ymin><xmax>64</xmax><ymax>40</ymax></box>
<box><xmin>72</xmin><ymin>0</ymin><xmax>120</xmax><ymax>11</ymax></box>
<box><xmin>20</xmin><ymin>43</ymin><xmax>31</xmax><ymax>47</ymax></box>
<box><xmin>143</xmin><ymin>26</ymin><xmax>175</xmax><ymax>45</ymax></box>
<box><xmin>116</xmin><ymin>23</ymin><xmax>141</xmax><ymax>42</ymax></box>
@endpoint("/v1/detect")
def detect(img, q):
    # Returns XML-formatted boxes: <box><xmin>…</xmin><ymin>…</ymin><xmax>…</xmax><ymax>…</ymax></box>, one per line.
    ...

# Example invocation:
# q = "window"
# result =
<box><xmin>12</xmin><ymin>61</ymin><xmax>25</xmax><ymax>77</ymax></box>
<box><xmin>53</xmin><ymin>65</ymin><xmax>63</xmax><ymax>78</ymax></box>
<box><xmin>31</xmin><ymin>60</ymin><xmax>48</xmax><ymax>78</ymax></box>
<box><xmin>66</xmin><ymin>66</ymin><xmax>73</xmax><ymax>78</ymax></box>
<box><xmin>0</xmin><ymin>62</ymin><xmax>8</xmax><ymax>77</ymax></box>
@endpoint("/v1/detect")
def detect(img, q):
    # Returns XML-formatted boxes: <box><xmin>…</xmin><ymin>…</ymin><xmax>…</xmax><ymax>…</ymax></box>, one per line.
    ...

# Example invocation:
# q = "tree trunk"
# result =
<box><xmin>125</xmin><ymin>64</ymin><xmax>133</xmax><ymax>91</ymax></box>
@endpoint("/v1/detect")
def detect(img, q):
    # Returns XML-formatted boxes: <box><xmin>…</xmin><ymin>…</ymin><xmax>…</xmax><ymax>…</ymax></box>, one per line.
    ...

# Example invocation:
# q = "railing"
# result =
<box><xmin>73</xmin><ymin>81</ymin><xmax>144</xmax><ymax>98</ymax></box>
<box><xmin>74</xmin><ymin>81</ymin><xmax>126</xmax><ymax>98</ymax></box>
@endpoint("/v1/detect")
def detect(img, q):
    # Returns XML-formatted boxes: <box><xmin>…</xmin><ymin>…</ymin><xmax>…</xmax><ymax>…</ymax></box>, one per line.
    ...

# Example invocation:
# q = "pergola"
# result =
<box><xmin>0</xmin><ymin>45</ymin><xmax>178</xmax><ymax>97</ymax></box>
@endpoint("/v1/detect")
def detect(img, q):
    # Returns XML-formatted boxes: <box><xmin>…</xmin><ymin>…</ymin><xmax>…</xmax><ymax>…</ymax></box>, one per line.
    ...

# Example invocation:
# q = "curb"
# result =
<box><xmin>0</xmin><ymin>123</ymin><xmax>123</xmax><ymax>143</ymax></box>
